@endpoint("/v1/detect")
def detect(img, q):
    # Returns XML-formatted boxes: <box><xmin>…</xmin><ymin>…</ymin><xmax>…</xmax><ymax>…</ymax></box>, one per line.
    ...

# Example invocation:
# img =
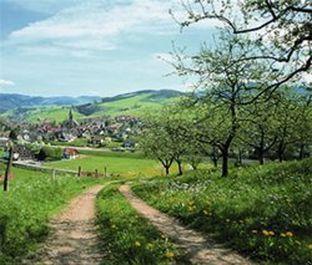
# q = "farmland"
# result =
<box><xmin>44</xmin><ymin>153</ymin><xmax>171</xmax><ymax>178</ymax></box>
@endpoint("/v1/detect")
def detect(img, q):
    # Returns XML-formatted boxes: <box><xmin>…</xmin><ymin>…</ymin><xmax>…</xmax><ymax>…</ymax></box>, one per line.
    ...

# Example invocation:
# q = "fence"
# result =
<box><xmin>0</xmin><ymin>159</ymin><xmax>109</xmax><ymax>178</ymax></box>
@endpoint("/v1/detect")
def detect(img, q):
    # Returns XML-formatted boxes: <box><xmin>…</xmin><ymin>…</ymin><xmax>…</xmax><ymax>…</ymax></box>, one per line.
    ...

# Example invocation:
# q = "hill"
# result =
<box><xmin>0</xmin><ymin>93</ymin><xmax>101</xmax><ymax>113</ymax></box>
<box><xmin>2</xmin><ymin>89</ymin><xmax>183</xmax><ymax>123</ymax></box>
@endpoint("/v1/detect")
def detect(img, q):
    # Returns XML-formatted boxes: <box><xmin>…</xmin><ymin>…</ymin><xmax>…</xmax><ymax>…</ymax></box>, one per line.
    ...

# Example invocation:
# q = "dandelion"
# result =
<box><xmin>285</xmin><ymin>231</ymin><xmax>294</xmax><ymax>237</ymax></box>
<box><xmin>147</xmin><ymin>243</ymin><xmax>154</xmax><ymax>249</ymax></box>
<box><xmin>135</xmin><ymin>241</ymin><xmax>141</xmax><ymax>247</ymax></box>
<box><xmin>262</xmin><ymin>230</ymin><xmax>270</xmax><ymax>236</ymax></box>
<box><xmin>268</xmin><ymin>231</ymin><xmax>275</xmax><ymax>236</ymax></box>
<box><xmin>164</xmin><ymin>251</ymin><xmax>175</xmax><ymax>258</ymax></box>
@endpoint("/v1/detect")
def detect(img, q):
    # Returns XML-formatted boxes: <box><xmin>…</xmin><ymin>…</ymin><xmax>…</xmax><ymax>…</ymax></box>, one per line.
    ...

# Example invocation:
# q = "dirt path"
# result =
<box><xmin>119</xmin><ymin>185</ymin><xmax>254</xmax><ymax>265</ymax></box>
<box><xmin>25</xmin><ymin>185</ymin><xmax>104</xmax><ymax>265</ymax></box>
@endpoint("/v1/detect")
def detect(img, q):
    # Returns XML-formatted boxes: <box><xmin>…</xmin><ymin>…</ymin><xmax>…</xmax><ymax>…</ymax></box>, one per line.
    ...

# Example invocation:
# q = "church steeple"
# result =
<box><xmin>69</xmin><ymin>109</ymin><xmax>73</xmax><ymax>121</ymax></box>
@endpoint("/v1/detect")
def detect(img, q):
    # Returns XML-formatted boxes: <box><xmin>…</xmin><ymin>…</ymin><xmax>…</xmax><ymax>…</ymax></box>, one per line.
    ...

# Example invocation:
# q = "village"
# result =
<box><xmin>0</xmin><ymin>109</ymin><xmax>142</xmax><ymax>162</ymax></box>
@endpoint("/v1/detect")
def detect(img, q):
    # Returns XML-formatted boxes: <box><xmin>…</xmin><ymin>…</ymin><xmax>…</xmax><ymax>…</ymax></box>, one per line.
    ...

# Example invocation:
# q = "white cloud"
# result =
<box><xmin>8</xmin><ymin>0</ymin><xmax>178</xmax><ymax>52</ymax></box>
<box><xmin>0</xmin><ymin>79</ymin><xmax>15</xmax><ymax>87</ymax></box>
<box><xmin>7</xmin><ymin>0</ymin><xmax>217</xmax><ymax>55</ymax></box>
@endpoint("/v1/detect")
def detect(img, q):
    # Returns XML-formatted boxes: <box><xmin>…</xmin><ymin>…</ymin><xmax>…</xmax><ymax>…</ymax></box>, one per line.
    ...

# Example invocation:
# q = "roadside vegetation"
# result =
<box><xmin>0</xmin><ymin>166</ymin><xmax>100</xmax><ymax>264</ymax></box>
<box><xmin>133</xmin><ymin>159</ymin><xmax>312</xmax><ymax>264</ymax></box>
<box><xmin>96</xmin><ymin>184</ymin><xmax>186</xmax><ymax>265</ymax></box>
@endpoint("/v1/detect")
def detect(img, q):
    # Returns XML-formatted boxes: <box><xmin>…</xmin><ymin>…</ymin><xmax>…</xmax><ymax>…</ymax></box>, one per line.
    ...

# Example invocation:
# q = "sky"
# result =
<box><xmin>0</xmin><ymin>0</ymin><xmax>218</xmax><ymax>97</ymax></box>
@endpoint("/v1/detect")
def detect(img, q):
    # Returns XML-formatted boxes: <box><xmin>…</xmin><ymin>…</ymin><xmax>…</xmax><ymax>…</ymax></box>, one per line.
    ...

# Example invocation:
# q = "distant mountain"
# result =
<box><xmin>0</xmin><ymin>94</ymin><xmax>101</xmax><ymax>113</ymax></box>
<box><xmin>2</xmin><ymin>89</ymin><xmax>184</xmax><ymax>123</ymax></box>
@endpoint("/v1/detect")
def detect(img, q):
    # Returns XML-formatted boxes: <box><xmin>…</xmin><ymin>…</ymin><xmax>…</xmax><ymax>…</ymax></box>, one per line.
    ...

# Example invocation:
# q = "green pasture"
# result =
<box><xmin>0</xmin><ymin>165</ymin><xmax>101</xmax><ymax>264</ymax></box>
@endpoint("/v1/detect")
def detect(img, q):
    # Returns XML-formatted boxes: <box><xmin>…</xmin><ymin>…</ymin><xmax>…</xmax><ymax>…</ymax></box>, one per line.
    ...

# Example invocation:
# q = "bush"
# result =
<box><xmin>37</xmin><ymin>146</ymin><xmax>63</xmax><ymax>161</ymax></box>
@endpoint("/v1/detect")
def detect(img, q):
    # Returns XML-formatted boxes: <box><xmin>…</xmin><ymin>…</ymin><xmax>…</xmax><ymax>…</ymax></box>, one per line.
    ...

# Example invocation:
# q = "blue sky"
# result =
<box><xmin>0</xmin><ymin>0</ymin><xmax>218</xmax><ymax>97</ymax></box>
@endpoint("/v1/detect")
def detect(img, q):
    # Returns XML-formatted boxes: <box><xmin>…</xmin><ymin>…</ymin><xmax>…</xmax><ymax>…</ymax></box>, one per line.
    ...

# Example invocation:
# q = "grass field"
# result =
<box><xmin>133</xmin><ymin>159</ymin><xmax>312</xmax><ymax>264</ymax></box>
<box><xmin>0</xmin><ymin>166</ymin><xmax>101</xmax><ymax>264</ymax></box>
<box><xmin>44</xmin><ymin>154</ymin><xmax>165</xmax><ymax>178</ymax></box>
<box><xmin>3</xmin><ymin>91</ymin><xmax>178</xmax><ymax>123</ymax></box>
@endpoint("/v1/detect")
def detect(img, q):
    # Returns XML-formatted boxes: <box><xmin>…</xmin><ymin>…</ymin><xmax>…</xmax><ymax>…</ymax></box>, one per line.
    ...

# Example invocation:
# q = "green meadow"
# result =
<box><xmin>44</xmin><ymin>154</ymin><xmax>165</xmax><ymax>178</ymax></box>
<box><xmin>133</xmin><ymin>158</ymin><xmax>312</xmax><ymax>264</ymax></box>
<box><xmin>0</xmin><ymin>166</ymin><xmax>100</xmax><ymax>264</ymax></box>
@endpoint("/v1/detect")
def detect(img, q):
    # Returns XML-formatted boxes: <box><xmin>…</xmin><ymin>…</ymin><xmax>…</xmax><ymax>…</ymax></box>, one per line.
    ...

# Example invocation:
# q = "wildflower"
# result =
<box><xmin>147</xmin><ymin>243</ymin><xmax>154</xmax><ymax>249</ymax></box>
<box><xmin>134</xmin><ymin>241</ymin><xmax>141</xmax><ymax>247</ymax></box>
<box><xmin>164</xmin><ymin>251</ymin><xmax>175</xmax><ymax>258</ymax></box>
<box><xmin>262</xmin><ymin>230</ymin><xmax>270</xmax><ymax>236</ymax></box>
<box><xmin>280</xmin><ymin>233</ymin><xmax>286</xmax><ymax>237</ymax></box>
<box><xmin>307</xmin><ymin>244</ymin><xmax>312</xmax><ymax>250</ymax></box>
<box><xmin>111</xmin><ymin>224</ymin><xmax>116</xmax><ymax>229</ymax></box>
<box><xmin>252</xmin><ymin>230</ymin><xmax>257</xmax><ymax>234</ymax></box>
<box><xmin>285</xmin><ymin>231</ymin><xmax>294</xmax><ymax>237</ymax></box>
<box><xmin>268</xmin><ymin>231</ymin><xmax>275</xmax><ymax>236</ymax></box>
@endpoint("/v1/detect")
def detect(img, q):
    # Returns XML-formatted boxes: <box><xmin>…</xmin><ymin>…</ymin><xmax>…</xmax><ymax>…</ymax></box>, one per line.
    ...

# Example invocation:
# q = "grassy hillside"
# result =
<box><xmin>133</xmin><ymin>159</ymin><xmax>312</xmax><ymax>264</ymax></box>
<box><xmin>2</xmin><ymin>90</ymin><xmax>182</xmax><ymax>123</ymax></box>
<box><xmin>0</xmin><ymin>166</ymin><xmax>100</xmax><ymax>264</ymax></box>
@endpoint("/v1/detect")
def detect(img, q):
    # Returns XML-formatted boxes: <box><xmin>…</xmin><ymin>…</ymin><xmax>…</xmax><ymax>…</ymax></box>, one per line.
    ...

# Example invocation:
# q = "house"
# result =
<box><xmin>63</xmin><ymin>148</ymin><xmax>79</xmax><ymax>160</ymax></box>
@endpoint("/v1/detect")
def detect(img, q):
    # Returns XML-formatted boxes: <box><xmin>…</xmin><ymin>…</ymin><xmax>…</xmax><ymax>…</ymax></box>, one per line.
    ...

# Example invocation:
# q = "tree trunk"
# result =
<box><xmin>176</xmin><ymin>160</ymin><xmax>183</xmax><ymax>176</ymax></box>
<box><xmin>299</xmin><ymin>143</ymin><xmax>305</xmax><ymax>160</ymax></box>
<box><xmin>221</xmin><ymin>148</ymin><xmax>229</xmax><ymax>177</ymax></box>
<box><xmin>165</xmin><ymin>166</ymin><xmax>170</xmax><ymax>176</ymax></box>
<box><xmin>259</xmin><ymin>148</ymin><xmax>265</xmax><ymax>165</ymax></box>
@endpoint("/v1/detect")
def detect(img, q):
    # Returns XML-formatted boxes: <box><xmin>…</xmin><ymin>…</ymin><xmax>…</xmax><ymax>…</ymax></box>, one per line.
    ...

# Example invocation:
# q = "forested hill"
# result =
<box><xmin>1</xmin><ymin>89</ymin><xmax>184</xmax><ymax>123</ymax></box>
<box><xmin>0</xmin><ymin>93</ymin><xmax>101</xmax><ymax>113</ymax></box>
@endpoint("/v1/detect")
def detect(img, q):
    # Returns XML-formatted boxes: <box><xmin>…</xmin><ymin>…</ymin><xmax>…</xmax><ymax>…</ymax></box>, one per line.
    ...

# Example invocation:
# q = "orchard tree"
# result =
<box><xmin>174</xmin><ymin>0</ymin><xmax>311</xmax><ymax>94</ymax></box>
<box><xmin>174</xmin><ymin>33</ymin><xmax>271</xmax><ymax>176</ymax></box>
<box><xmin>240</xmin><ymin>93</ymin><xmax>280</xmax><ymax>164</ymax></box>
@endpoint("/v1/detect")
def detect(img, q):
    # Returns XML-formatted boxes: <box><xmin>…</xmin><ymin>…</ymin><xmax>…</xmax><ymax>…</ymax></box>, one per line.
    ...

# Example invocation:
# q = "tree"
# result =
<box><xmin>174</xmin><ymin>0</ymin><xmax>311</xmax><ymax>93</ymax></box>
<box><xmin>174</xmin><ymin>33</ymin><xmax>271</xmax><ymax>176</ymax></box>
<box><xmin>140</xmin><ymin>112</ymin><xmax>175</xmax><ymax>176</ymax></box>
<box><xmin>239</xmin><ymin>93</ymin><xmax>280</xmax><ymax>164</ymax></box>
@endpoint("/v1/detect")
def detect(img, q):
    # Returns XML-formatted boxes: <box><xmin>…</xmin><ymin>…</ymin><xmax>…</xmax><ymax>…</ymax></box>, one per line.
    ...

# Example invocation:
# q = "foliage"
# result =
<box><xmin>38</xmin><ymin>146</ymin><xmax>63</xmax><ymax>161</ymax></box>
<box><xmin>133</xmin><ymin>158</ymin><xmax>312</xmax><ymax>264</ymax></box>
<box><xmin>96</xmin><ymin>184</ymin><xmax>184</xmax><ymax>265</ymax></box>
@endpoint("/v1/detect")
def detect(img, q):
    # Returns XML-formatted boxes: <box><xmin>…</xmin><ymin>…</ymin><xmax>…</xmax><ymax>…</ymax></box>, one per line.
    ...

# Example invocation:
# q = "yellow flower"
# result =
<box><xmin>134</xmin><ymin>241</ymin><xmax>141</xmax><ymax>247</ymax></box>
<box><xmin>268</xmin><ymin>231</ymin><xmax>275</xmax><ymax>236</ymax></box>
<box><xmin>164</xmin><ymin>251</ymin><xmax>175</xmax><ymax>259</ymax></box>
<box><xmin>280</xmin><ymin>233</ymin><xmax>286</xmax><ymax>237</ymax></box>
<box><xmin>285</xmin><ymin>231</ymin><xmax>294</xmax><ymax>237</ymax></box>
<box><xmin>262</xmin><ymin>230</ymin><xmax>270</xmax><ymax>236</ymax></box>
<box><xmin>147</xmin><ymin>243</ymin><xmax>154</xmax><ymax>249</ymax></box>
<box><xmin>307</xmin><ymin>244</ymin><xmax>312</xmax><ymax>250</ymax></box>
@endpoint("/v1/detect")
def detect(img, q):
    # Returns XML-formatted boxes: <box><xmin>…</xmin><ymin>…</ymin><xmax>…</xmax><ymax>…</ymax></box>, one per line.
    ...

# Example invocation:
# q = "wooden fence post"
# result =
<box><xmin>4</xmin><ymin>146</ymin><xmax>13</xmax><ymax>192</ymax></box>
<box><xmin>52</xmin><ymin>169</ymin><xmax>56</xmax><ymax>181</ymax></box>
<box><xmin>78</xmin><ymin>166</ymin><xmax>81</xmax><ymax>177</ymax></box>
